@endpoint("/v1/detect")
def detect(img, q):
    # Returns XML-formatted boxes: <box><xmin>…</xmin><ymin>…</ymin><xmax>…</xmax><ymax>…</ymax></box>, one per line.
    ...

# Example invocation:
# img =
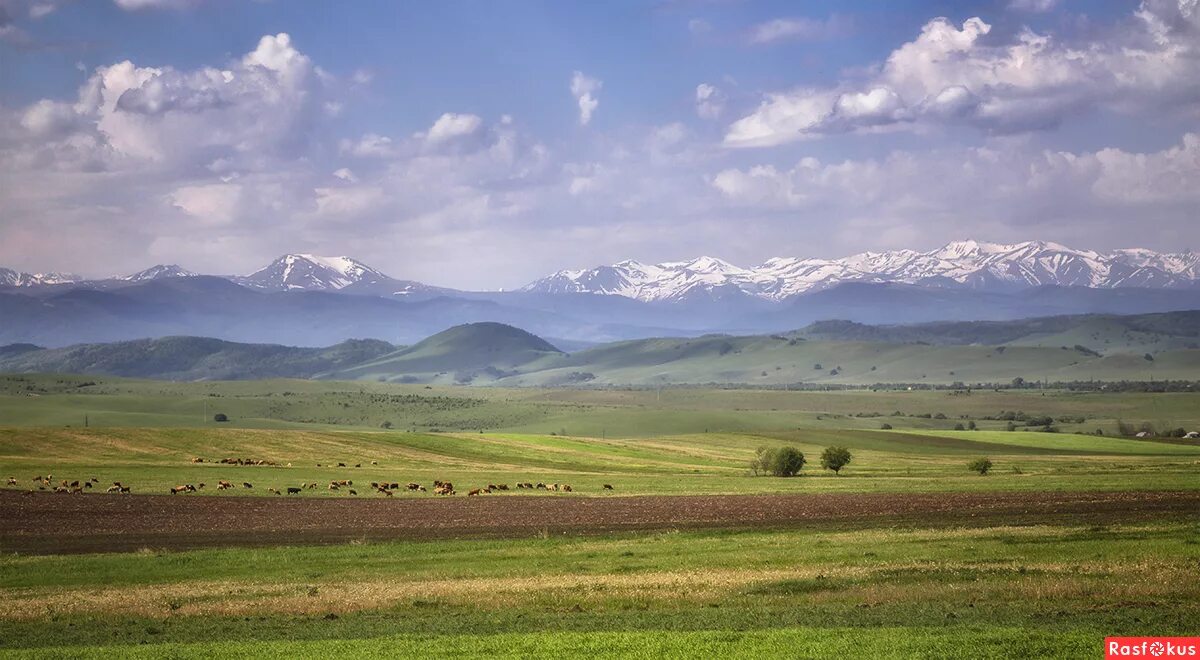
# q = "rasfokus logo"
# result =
<box><xmin>1106</xmin><ymin>638</ymin><xmax>1200</xmax><ymax>658</ymax></box>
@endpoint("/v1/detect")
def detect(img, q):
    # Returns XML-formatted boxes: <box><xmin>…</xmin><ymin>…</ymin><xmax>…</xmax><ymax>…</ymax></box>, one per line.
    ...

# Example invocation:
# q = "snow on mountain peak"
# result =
<box><xmin>239</xmin><ymin>254</ymin><xmax>391</xmax><ymax>291</ymax></box>
<box><xmin>521</xmin><ymin>240</ymin><xmax>1200</xmax><ymax>302</ymax></box>
<box><xmin>122</xmin><ymin>264</ymin><xmax>196</xmax><ymax>281</ymax></box>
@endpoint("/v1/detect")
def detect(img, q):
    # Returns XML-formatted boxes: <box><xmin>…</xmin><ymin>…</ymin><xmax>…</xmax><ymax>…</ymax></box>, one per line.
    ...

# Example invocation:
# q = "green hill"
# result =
<box><xmin>322</xmin><ymin>322</ymin><xmax>567</xmax><ymax>384</ymax></box>
<box><xmin>795</xmin><ymin>311</ymin><xmax>1200</xmax><ymax>353</ymax></box>
<box><xmin>0</xmin><ymin>336</ymin><xmax>395</xmax><ymax>381</ymax></box>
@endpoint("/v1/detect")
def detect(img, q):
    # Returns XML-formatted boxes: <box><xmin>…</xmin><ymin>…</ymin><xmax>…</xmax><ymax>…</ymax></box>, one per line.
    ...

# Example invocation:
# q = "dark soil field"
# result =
<box><xmin>4</xmin><ymin>489</ymin><xmax>1198</xmax><ymax>554</ymax></box>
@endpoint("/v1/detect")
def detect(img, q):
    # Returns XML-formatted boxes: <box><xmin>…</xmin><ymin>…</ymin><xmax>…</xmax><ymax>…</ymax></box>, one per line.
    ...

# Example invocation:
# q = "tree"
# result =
<box><xmin>968</xmin><ymin>457</ymin><xmax>993</xmax><ymax>475</ymax></box>
<box><xmin>880</xmin><ymin>423</ymin><xmax>893</xmax><ymax>430</ymax></box>
<box><xmin>820</xmin><ymin>446</ymin><xmax>852</xmax><ymax>474</ymax></box>
<box><xmin>213</xmin><ymin>413</ymin><xmax>228</xmax><ymax>422</ymax></box>
<box><xmin>767</xmin><ymin>446</ymin><xmax>806</xmax><ymax>477</ymax></box>
<box><xmin>967</xmin><ymin>420</ymin><xmax>977</xmax><ymax>430</ymax></box>
<box><xmin>954</xmin><ymin>423</ymin><xmax>965</xmax><ymax>430</ymax></box>
<box><xmin>749</xmin><ymin>446</ymin><xmax>770</xmax><ymax>476</ymax></box>
<box><xmin>1011</xmin><ymin>377</ymin><xmax>1025</xmax><ymax>388</ymax></box>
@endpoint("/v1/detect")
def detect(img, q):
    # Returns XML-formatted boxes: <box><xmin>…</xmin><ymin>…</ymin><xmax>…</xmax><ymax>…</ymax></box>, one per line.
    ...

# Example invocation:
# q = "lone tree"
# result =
<box><xmin>820</xmin><ymin>446</ymin><xmax>852</xmax><ymax>474</ymax></box>
<box><xmin>752</xmin><ymin>446</ymin><xmax>807</xmax><ymax>477</ymax></box>
<box><xmin>213</xmin><ymin>413</ymin><xmax>228</xmax><ymax>423</ymax></box>
<box><xmin>968</xmin><ymin>457</ymin><xmax>993</xmax><ymax>475</ymax></box>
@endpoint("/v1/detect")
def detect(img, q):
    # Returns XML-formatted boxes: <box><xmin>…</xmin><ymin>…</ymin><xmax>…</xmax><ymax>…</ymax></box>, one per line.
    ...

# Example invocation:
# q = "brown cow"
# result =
<box><xmin>468</xmin><ymin>488</ymin><xmax>483</xmax><ymax>496</ymax></box>
<box><xmin>603</xmin><ymin>484</ymin><xmax>614</xmax><ymax>490</ymax></box>
<box><xmin>287</xmin><ymin>487</ymin><xmax>301</xmax><ymax>495</ymax></box>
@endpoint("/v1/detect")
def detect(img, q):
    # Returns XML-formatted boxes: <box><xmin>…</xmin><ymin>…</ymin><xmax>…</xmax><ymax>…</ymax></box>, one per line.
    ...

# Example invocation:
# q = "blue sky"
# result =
<box><xmin>1</xmin><ymin>0</ymin><xmax>1197</xmax><ymax>288</ymax></box>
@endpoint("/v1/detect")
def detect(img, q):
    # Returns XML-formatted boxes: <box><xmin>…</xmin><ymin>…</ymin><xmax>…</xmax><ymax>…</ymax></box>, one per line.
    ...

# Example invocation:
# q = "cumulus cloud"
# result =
<box><xmin>570</xmin><ymin>71</ymin><xmax>601</xmax><ymax>126</ymax></box>
<box><xmin>726</xmin><ymin>4</ymin><xmax>1200</xmax><ymax>146</ymax></box>
<box><xmin>423</xmin><ymin>112</ymin><xmax>484</xmax><ymax>144</ymax></box>
<box><xmin>710</xmin><ymin>133</ymin><xmax>1200</xmax><ymax>251</ymax></box>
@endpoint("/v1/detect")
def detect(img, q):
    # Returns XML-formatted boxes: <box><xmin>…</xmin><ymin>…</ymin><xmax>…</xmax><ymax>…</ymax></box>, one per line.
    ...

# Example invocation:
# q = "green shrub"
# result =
<box><xmin>968</xmin><ymin>457</ymin><xmax>993</xmax><ymax>475</ymax></box>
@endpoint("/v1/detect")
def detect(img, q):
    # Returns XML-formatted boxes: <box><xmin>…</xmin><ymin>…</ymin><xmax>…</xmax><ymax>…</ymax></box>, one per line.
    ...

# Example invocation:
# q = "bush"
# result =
<box><xmin>953</xmin><ymin>423</ymin><xmax>965</xmax><ymax>430</ymax></box>
<box><xmin>1006</xmin><ymin>422</ymin><xmax>1017</xmax><ymax>432</ymax></box>
<box><xmin>880</xmin><ymin>423</ymin><xmax>893</xmax><ymax>430</ymax></box>
<box><xmin>967</xmin><ymin>421</ymin><xmax>977</xmax><ymax>430</ymax></box>
<box><xmin>752</xmin><ymin>446</ymin><xmax>806</xmax><ymax>477</ymax></box>
<box><xmin>380</xmin><ymin>421</ymin><xmax>393</xmax><ymax>429</ymax></box>
<box><xmin>213</xmin><ymin>413</ymin><xmax>228</xmax><ymax>422</ymax></box>
<box><xmin>820</xmin><ymin>446</ymin><xmax>852</xmax><ymax>474</ymax></box>
<box><xmin>968</xmin><ymin>457</ymin><xmax>993</xmax><ymax>475</ymax></box>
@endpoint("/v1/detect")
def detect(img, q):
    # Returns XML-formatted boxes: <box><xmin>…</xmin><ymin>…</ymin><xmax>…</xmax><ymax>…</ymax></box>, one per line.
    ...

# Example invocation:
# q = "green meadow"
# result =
<box><xmin>1</xmin><ymin>374</ymin><xmax>1198</xmax><ymax>657</ymax></box>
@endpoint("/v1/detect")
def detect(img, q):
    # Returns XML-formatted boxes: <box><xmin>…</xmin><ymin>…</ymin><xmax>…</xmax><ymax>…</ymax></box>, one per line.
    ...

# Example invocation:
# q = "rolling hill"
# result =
<box><xmin>321</xmin><ymin>322</ymin><xmax>567</xmax><ymax>384</ymax></box>
<box><xmin>2</xmin><ymin>312</ymin><xmax>1198</xmax><ymax>385</ymax></box>
<box><xmin>0</xmin><ymin>336</ymin><xmax>396</xmax><ymax>381</ymax></box>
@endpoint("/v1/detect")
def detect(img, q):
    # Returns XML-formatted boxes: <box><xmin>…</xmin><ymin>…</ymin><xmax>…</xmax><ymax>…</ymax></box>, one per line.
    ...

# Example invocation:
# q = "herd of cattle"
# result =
<box><xmin>7</xmin><ymin>473</ymin><xmax>616</xmax><ymax>497</ymax></box>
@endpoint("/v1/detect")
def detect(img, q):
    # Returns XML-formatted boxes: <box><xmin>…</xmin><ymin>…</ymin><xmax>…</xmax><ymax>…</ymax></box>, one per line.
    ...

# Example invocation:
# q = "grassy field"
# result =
<box><xmin>1</xmin><ymin>375</ymin><xmax>1198</xmax><ymax>657</ymax></box>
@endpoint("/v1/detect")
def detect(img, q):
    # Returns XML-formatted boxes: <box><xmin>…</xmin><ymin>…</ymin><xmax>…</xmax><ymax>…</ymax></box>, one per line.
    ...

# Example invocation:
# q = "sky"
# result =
<box><xmin>0</xmin><ymin>0</ymin><xmax>1197</xmax><ymax>289</ymax></box>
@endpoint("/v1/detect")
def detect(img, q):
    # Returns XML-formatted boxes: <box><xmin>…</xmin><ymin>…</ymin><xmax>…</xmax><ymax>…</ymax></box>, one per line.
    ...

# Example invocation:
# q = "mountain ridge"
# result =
<box><xmin>523</xmin><ymin>240</ymin><xmax>1200</xmax><ymax>302</ymax></box>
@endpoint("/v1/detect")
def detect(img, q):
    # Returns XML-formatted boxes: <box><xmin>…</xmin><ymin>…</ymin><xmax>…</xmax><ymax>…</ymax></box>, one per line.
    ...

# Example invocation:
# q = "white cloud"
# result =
<box><xmin>1008</xmin><ymin>0</ymin><xmax>1059</xmax><ymax>12</ymax></box>
<box><xmin>726</xmin><ymin>5</ymin><xmax>1200</xmax><ymax>146</ymax></box>
<box><xmin>113</xmin><ymin>0</ymin><xmax>193</xmax><ymax>10</ymax></box>
<box><xmin>424</xmin><ymin>112</ymin><xmax>483</xmax><ymax>143</ymax></box>
<box><xmin>340</xmin><ymin>133</ymin><xmax>395</xmax><ymax>158</ymax></box>
<box><xmin>332</xmin><ymin>167</ymin><xmax>357</xmax><ymax>183</ymax></box>
<box><xmin>169</xmin><ymin>183</ymin><xmax>242</xmax><ymax>225</ymax></box>
<box><xmin>748</xmin><ymin>15</ymin><xmax>851</xmax><ymax>44</ymax></box>
<box><xmin>695</xmin><ymin>83</ymin><xmax>726</xmax><ymax>119</ymax></box>
<box><xmin>570</xmin><ymin>71</ymin><xmax>601</xmax><ymax>126</ymax></box>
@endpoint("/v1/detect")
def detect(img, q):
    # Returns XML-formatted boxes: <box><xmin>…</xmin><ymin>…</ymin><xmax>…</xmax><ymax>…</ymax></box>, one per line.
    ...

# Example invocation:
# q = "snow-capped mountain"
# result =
<box><xmin>122</xmin><ymin>264</ymin><xmax>197</xmax><ymax>282</ymax></box>
<box><xmin>0</xmin><ymin>267</ymin><xmax>82</xmax><ymax>287</ymax></box>
<box><xmin>522</xmin><ymin>240</ymin><xmax>1200</xmax><ymax>302</ymax></box>
<box><xmin>235</xmin><ymin>254</ymin><xmax>393</xmax><ymax>291</ymax></box>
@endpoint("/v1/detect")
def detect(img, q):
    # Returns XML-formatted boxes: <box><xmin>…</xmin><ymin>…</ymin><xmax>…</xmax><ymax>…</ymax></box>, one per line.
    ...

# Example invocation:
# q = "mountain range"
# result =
<box><xmin>3</xmin><ymin>241</ymin><xmax>1200</xmax><ymax>347</ymax></box>
<box><xmin>523</xmin><ymin>240</ymin><xmax>1200</xmax><ymax>302</ymax></box>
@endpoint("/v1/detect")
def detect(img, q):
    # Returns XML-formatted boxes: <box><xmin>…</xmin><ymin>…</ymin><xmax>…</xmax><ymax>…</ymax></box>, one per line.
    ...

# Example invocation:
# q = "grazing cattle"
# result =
<box><xmin>287</xmin><ymin>487</ymin><xmax>301</xmax><ymax>494</ymax></box>
<box><xmin>536</xmin><ymin>482</ymin><xmax>547</xmax><ymax>490</ymax></box>
<box><xmin>197</xmin><ymin>483</ymin><xmax>205</xmax><ymax>489</ymax></box>
<box><xmin>107</xmin><ymin>485</ymin><xmax>121</xmax><ymax>493</ymax></box>
<box><xmin>70</xmin><ymin>480</ymin><xmax>80</xmax><ymax>488</ymax></box>
<box><xmin>468</xmin><ymin>488</ymin><xmax>483</xmax><ymax>496</ymax></box>
<box><xmin>496</xmin><ymin>484</ymin><xmax>509</xmax><ymax>491</ymax></box>
<box><xmin>119</xmin><ymin>486</ymin><xmax>131</xmax><ymax>494</ymax></box>
<box><xmin>6</xmin><ymin>477</ymin><xmax>15</xmax><ymax>486</ymax></box>
<box><xmin>191</xmin><ymin>457</ymin><xmax>204</xmax><ymax>463</ymax></box>
<box><xmin>603</xmin><ymin>484</ymin><xmax>614</xmax><ymax>490</ymax></box>
<box><xmin>434</xmin><ymin>485</ymin><xmax>453</xmax><ymax>495</ymax></box>
<box><xmin>418</xmin><ymin>485</ymin><xmax>427</xmax><ymax>492</ymax></box>
<box><xmin>563</xmin><ymin>485</ymin><xmax>573</xmax><ymax>492</ymax></box>
<box><xmin>243</xmin><ymin>482</ymin><xmax>253</xmax><ymax>489</ymax></box>
<box><xmin>370</xmin><ymin>461</ymin><xmax>378</xmax><ymax>465</ymax></box>
<box><xmin>337</xmin><ymin>462</ymin><xmax>346</xmax><ymax>467</ymax></box>
<box><xmin>378</xmin><ymin>488</ymin><xmax>393</xmax><ymax>497</ymax></box>
<box><xmin>388</xmin><ymin>482</ymin><xmax>399</xmax><ymax>490</ymax></box>
<box><xmin>328</xmin><ymin>483</ymin><xmax>340</xmax><ymax>491</ymax></box>
<box><xmin>84</xmin><ymin>481</ymin><xmax>92</xmax><ymax>489</ymax></box>
<box><xmin>354</xmin><ymin>464</ymin><xmax>361</xmax><ymax>468</ymax></box>
<box><xmin>349</xmin><ymin>489</ymin><xmax>357</xmax><ymax>495</ymax></box>
<box><xmin>406</xmin><ymin>482</ymin><xmax>421</xmax><ymax>491</ymax></box>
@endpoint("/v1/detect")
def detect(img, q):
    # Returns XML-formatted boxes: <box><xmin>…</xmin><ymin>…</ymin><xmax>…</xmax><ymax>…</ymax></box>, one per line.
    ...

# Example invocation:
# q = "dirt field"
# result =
<box><xmin>4</xmin><ymin>489</ymin><xmax>1198</xmax><ymax>554</ymax></box>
